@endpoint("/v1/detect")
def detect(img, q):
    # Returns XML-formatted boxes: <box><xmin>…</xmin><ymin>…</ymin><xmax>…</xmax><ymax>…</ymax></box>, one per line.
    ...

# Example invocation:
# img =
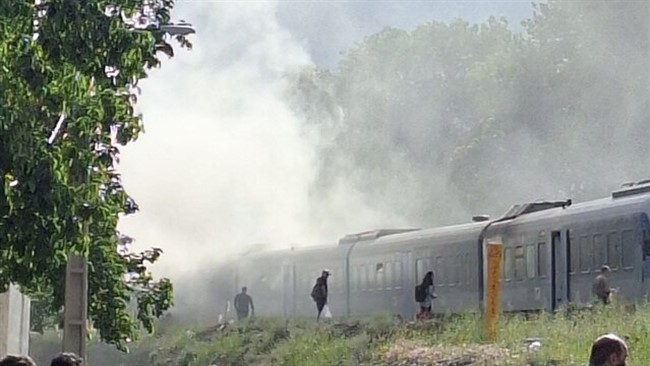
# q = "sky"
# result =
<box><xmin>117</xmin><ymin>0</ymin><xmax>535</xmax><ymax>280</ymax></box>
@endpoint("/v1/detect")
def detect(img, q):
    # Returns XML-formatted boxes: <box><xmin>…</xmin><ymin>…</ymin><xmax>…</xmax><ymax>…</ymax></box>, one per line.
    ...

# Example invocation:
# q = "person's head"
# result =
<box><xmin>601</xmin><ymin>265</ymin><xmax>611</xmax><ymax>273</ymax></box>
<box><xmin>241</xmin><ymin>286</ymin><xmax>247</xmax><ymax>294</ymax></box>
<box><xmin>322</xmin><ymin>269</ymin><xmax>330</xmax><ymax>278</ymax></box>
<box><xmin>589</xmin><ymin>333</ymin><xmax>628</xmax><ymax>366</ymax></box>
<box><xmin>0</xmin><ymin>355</ymin><xmax>36</xmax><ymax>366</ymax></box>
<box><xmin>424</xmin><ymin>271</ymin><xmax>434</xmax><ymax>282</ymax></box>
<box><xmin>50</xmin><ymin>352</ymin><xmax>83</xmax><ymax>366</ymax></box>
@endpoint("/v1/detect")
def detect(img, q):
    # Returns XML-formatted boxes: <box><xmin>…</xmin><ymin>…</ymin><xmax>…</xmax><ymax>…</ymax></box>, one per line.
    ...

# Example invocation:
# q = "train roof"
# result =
<box><xmin>237</xmin><ymin>180</ymin><xmax>650</xmax><ymax>255</ymax></box>
<box><xmin>500</xmin><ymin>182</ymin><xmax>650</xmax><ymax>226</ymax></box>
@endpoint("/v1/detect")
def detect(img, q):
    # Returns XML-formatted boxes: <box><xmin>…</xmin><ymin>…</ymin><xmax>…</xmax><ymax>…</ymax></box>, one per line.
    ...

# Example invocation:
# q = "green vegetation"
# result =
<box><xmin>30</xmin><ymin>304</ymin><xmax>650</xmax><ymax>365</ymax></box>
<box><xmin>0</xmin><ymin>2</ymin><xmax>190</xmax><ymax>348</ymax></box>
<box><xmin>287</xmin><ymin>0</ymin><xmax>650</xmax><ymax>226</ymax></box>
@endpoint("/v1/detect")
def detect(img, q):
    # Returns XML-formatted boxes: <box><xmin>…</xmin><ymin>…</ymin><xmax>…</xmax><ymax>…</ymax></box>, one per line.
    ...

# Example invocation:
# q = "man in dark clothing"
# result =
<box><xmin>311</xmin><ymin>270</ymin><xmax>330</xmax><ymax>321</ymax></box>
<box><xmin>588</xmin><ymin>333</ymin><xmax>628</xmax><ymax>366</ymax></box>
<box><xmin>592</xmin><ymin>265</ymin><xmax>614</xmax><ymax>305</ymax></box>
<box><xmin>51</xmin><ymin>353</ymin><xmax>83</xmax><ymax>366</ymax></box>
<box><xmin>234</xmin><ymin>286</ymin><xmax>254</xmax><ymax>320</ymax></box>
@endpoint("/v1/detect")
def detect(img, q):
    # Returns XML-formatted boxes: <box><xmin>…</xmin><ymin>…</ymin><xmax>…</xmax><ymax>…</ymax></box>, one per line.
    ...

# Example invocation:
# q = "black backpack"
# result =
<box><xmin>414</xmin><ymin>284</ymin><xmax>426</xmax><ymax>302</ymax></box>
<box><xmin>311</xmin><ymin>283</ymin><xmax>321</xmax><ymax>302</ymax></box>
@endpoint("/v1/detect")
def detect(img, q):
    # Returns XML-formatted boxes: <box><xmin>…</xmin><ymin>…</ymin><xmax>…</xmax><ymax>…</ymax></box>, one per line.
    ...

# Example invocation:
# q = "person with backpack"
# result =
<box><xmin>415</xmin><ymin>271</ymin><xmax>436</xmax><ymax>320</ymax></box>
<box><xmin>311</xmin><ymin>269</ymin><xmax>330</xmax><ymax>321</ymax></box>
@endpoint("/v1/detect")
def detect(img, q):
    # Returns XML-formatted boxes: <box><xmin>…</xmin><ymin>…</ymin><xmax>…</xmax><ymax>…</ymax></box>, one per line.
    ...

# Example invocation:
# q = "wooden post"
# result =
<box><xmin>485</xmin><ymin>243</ymin><xmax>503</xmax><ymax>343</ymax></box>
<box><xmin>63</xmin><ymin>254</ymin><xmax>87</xmax><ymax>359</ymax></box>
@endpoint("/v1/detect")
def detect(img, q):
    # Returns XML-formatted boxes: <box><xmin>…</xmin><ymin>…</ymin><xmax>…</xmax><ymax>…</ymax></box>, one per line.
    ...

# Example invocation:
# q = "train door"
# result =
<box><xmin>282</xmin><ymin>263</ymin><xmax>295</xmax><ymax>317</ymax></box>
<box><xmin>399</xmin><ymin>251</ymin><xmax>415</xmax><ymax>320</ymax></box>
<box><xmin>551</xmin><ymin>230</ymin><xmax>570</xmax><ymax>310</ymax></box>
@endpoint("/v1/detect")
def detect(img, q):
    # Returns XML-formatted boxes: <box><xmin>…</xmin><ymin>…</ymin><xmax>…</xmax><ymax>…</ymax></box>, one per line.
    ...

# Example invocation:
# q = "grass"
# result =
<box><xmin>29</xmin><ymin>303</ymin><xmax>650</xmax><ymax>365</ymax></box>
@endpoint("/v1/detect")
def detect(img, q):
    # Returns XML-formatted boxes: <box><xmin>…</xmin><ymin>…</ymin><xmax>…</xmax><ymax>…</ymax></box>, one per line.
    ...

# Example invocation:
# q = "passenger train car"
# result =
<box><xmin>222</xmin><ymin>181</ymin><xmax>650</xmax><ymax>320</ymax></box>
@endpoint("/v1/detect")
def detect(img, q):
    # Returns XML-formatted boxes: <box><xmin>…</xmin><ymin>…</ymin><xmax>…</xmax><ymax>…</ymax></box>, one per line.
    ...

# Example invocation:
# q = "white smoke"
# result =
<box><xmin>117</xmin><ymin>1</ymin><xmax>319</xmax><ymax>278</ymax></box>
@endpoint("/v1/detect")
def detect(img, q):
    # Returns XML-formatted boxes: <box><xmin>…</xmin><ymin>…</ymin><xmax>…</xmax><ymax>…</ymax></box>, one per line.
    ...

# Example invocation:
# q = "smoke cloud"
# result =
<box><xmin>115</xmin><ymin>1</ymin><xmax>415</xmax><ymax>318</ymax></box>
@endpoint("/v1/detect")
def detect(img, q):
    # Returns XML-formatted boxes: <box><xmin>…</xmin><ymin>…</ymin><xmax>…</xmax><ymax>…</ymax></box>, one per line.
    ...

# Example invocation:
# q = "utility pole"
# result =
<box><xmin>61</xmin><ymin>21</ymin><xmax>195</xmax><ymax>359</ymax></box>
<box><xmin>62</xmin><ymin>254</ymin><xmax>88</xmax><ymax>358</ymax></box>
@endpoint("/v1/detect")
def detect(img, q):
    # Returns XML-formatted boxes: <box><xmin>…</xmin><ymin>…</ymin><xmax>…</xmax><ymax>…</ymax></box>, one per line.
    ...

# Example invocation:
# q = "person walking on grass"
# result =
<box><xmin>592</xmin><ymin>265</ymin><xmax>615</xmax><ymax>305</ymax></box>
<box><xmin>234</xmin><ymin>286</ymin><xmax>255</xmax><ymax>321</ymax></box>
<box><xmin>415</xmin><ymin>271</ymin><xmax>436</xmax><ymax>320</ymax></box>
<box><xmin>311</xmin><ymin>269</ymin><xmax>330</xmax><ymax>321</ymax></box>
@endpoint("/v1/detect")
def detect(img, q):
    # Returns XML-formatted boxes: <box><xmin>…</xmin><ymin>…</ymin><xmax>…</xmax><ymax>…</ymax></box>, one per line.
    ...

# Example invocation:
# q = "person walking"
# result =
<box><xmin>592</xmin><ymin>265</ymin><xmax>615</xmax><ymax>305</ymax></box>
<box><xmin>233</xmin><ymin>286</ymin><xmax>255</xmax><ymax>320</ymax></box>
<box><xmin>416</xmin><ymin>271</ymin><xmax>436</xmax><ymax>320</ymax></box>
<box><xmin>311</xmin><ymin>270</ymin><xmax>330</xmax><ymax>321</ymax></box>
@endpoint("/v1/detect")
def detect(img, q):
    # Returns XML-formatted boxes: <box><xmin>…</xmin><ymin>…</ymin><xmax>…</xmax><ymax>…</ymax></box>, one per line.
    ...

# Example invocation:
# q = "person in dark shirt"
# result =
<box><xmin>234</xmin><ymin>286</ymin><xmax>254</xmax><ymax>320</ymax></box>
<box><xmin>311</xmin><ymin>270</ymin><xmax>330</xmax><ymax>321</ymax></box>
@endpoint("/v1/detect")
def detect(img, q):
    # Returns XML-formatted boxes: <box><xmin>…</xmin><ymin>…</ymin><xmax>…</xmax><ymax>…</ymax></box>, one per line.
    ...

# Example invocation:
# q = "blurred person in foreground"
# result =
<box><xmin>588</xmin><ymin>333</ymin><xmax>628</xmax><ymax>366</ymax></box>
<box><xmin>50</xmin><ymin>353</ymin><xmax>82</xmax><ymax>366</ymax></box>
<box><xmin>0</xmin><ymin>355</ymin><xmax>36</xmax><ymax>366</ymax></box>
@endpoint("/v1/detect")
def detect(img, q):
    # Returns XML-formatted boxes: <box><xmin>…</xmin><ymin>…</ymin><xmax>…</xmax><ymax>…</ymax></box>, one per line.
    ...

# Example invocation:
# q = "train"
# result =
<box><xmin>216</xmin><ymin>180</ymin><xmax>650</xmax><ymax>320</ymax></box>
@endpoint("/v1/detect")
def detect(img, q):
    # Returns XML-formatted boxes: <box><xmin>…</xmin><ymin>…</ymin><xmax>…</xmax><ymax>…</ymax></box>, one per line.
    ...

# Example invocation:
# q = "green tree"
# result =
<box><xmin>286</xmin><ymin>1</ymin><xmax>650</xmax><ymax>226</ymax></box>
<box><xmin>0</xmin><ymin>1</ymin><xmax>191</xmax><ymax>349</ymax></box>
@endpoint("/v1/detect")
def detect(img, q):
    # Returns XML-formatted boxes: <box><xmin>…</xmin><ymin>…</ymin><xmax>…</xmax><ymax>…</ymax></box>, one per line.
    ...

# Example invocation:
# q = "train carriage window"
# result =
<box><xmin>457</xmin><ymin>254</ymin><xmax>464</xmax><ymax>284</ymax></box>
<box><xmin>448</xmin><ymin>255</ymin><xmax>457</xmax><ymax>286</ymax></box>
<box><xmin>644</xmin><ymin>228</ymin><xmax>650</xmax><ymax>258</ymax></box>
<box><xmin>570</xmin><ymin>235</ymin><xmax>579</xmax><ymax>274</ymax></box>
<box><xmin>385</xmin><ymin>262</ymin><xmax>393</xmax><ymax>289</ymax></box>
<box><xmin>579</xmin><ymin>235</ymin><xmax>591</xmax><ymax>272</ymax></box>
<box><xmin>465</xmin><ymin>253</ymin><xmax>470</xmax><ymax>284</ymax></box>
<box><xmin>622</xmin><ymin>230</ymin><xmax>635</xmax><ymax>269</ymax></box>
<box><xmin>537</xmin><ymin>242</ymin><xmax>547</xmax><ymax>277</ymax></box>
<box><xmin>416</xmin><ymin>258</ymin><xmax>425</xmax><ymax>283</ymax></box>
<box><xmin>593</xmin><ymin>234</ymin><xmax>606</xmax><ymax>269</ymax></box>
<box><xmin>368</xmin><ymin>263</ymin><xmax>376</xmax><ymax>289</ymax></box>
<box><xmin>504</xmin><ymin>247</ymin><xmax>513</xmax><ymax>281</ymax></box>
<box><xmin>526</xmin><ymin>245</ymin><xmax>536</xmax><ymax>279</ymax></box>
<box><xmin>395</xmin><ymin>262</ymin><xmax>402</xmax><ymax>288</ymax></box>
<box><xmin>515</xmin><ymin>246</ymin><xmax>525</xmax><ymax>281</ymax></box>
<box><xmin>607</xmin><ymin>232</ymin><xmax>621</xmax><ymax>269</ymax></box>
<box><xmin>376</xmin><ymin>263</ymin><xmax>384</xmax><ymax>289</ymax></box>
<box><xmin>435</xmin><ymin>256</ymin><xmax>444</xmax><ymax>285</ymax></box>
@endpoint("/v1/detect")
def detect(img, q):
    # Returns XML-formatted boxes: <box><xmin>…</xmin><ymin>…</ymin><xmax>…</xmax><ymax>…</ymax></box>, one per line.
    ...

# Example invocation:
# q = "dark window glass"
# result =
<box><xmin>593</xmin><ymin>234</ymin><xmax>606</xmax><ymax>269</ymax></box>
<box><xmin>395</xmin><ymin>262</ymin><xmax>402</xmax><ymax>287</ymax></box>
<box><xmin>579</xmin><ymin>235</ymin><xmax>591</xmax><ymax>272</ymax></box>
<box><xmin>622</xmin><ymin>230</ymin><xmax>635</xmax><ymax>268</ymax></box>
<box><xmin>607</xmin><ymin>232</ymin><xmax>621</xmax><ymax>269</ymax></box>
<box><xmin>537</xmin><ymin>242</ymin><xmax>547</xmax><ymax>277</ymax></box>
<box><xmin>465</xmin><ymin>253</ymin><xmax>470</xmax><ymax>284</ymax></box>
<box><xmin>569</xmin><ymin>235</ymin><xmax>579</xmax><ymax>274</ymax></box>
<box><xmin>504</xmin><ymin>247</ymin><xmax>513</xmax><ymax>280</ymax></box>
<box><xmin>515</xmin><ymin>246</ymin><xmax>525</xmax><ymax>281</ymax></box>
<box><xmin>526</xmin><ymin>245</ymin><xmax>536</xmax><ymax>279</ymax></box>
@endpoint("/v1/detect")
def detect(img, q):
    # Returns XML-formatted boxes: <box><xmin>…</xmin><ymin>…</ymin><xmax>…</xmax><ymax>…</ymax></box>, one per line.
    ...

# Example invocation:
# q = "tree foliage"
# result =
<box><xmin>287</xmin><ymin>1</ymin><xmax>650</xmax><ymax>226</ymax></box>
<box><xmin>0</xmin><ymin>1</ymin><xmax>190</xmax><ymax>349</ymax></box>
